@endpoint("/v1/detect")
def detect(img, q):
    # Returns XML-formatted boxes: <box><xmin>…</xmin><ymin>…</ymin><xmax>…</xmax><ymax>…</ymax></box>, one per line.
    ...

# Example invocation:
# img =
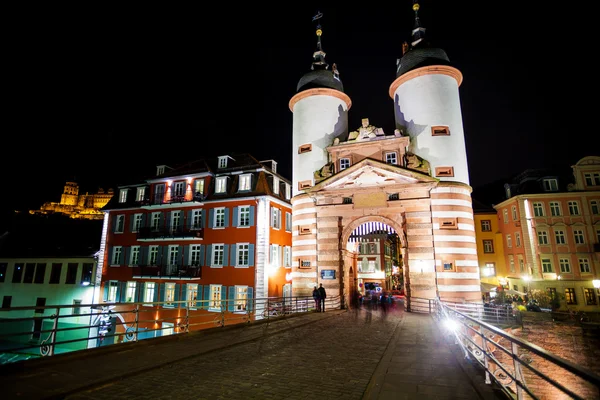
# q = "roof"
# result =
<box><xmin>396</xmin><ymin>47</ymin><xmax>452</xmax><ymax>78</ymax></box>
<box><xmin>297</xmin><ymin>69</ymin><xmax>344</xmax><ymax>93</ymax></box>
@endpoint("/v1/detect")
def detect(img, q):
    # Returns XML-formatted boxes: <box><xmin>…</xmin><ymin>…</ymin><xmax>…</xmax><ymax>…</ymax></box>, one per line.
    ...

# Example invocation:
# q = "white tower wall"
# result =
<box><xmin>291</xmin><ymin>94</ymin><xmax>349</xmax><ymax>197</ymax></box>
<box><xmin>393</xmin><ymin>73</ymin><xmax>470</xmax><ymax>185</ymax></box>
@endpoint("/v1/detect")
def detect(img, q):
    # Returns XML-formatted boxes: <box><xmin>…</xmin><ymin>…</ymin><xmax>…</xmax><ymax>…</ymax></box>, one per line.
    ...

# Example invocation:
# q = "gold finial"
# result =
<box><xmin>316</xmin><ymin>28</ymin><xmax>322</xmax><ymax>37</ymax></box>
<box><xmin>412</xmin><ymin>3</ymin><xmax>420</xmax><ymax>12</ymax></box>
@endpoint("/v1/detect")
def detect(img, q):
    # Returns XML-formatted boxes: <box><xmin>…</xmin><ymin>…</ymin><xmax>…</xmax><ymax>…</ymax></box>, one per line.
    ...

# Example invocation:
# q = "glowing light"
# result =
<box><xmin>285</xmin><ymin>272</ymin><xmax>292</xmax><ymax>282</ymax></box>
<box><xmin>443</xmin><ymin>318</ymin><xmax>459</xmax><ymax>332</ymax></box>
<box><xmin>593</xmin><ymin>280</ymin><xmax>600</xmax><ymax>289</ymax></box>
<box><xmin>523</xmin><ymin>275</ymin><xmax>531</xmax><ymax>282</ymax></box>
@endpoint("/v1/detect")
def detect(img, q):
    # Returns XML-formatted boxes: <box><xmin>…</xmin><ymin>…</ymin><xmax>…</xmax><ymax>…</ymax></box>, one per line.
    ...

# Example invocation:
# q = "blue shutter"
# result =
<box><xmin>228</xmin><ymin>286</ymin><xmax>235</xmax><ymax>312</ymax></box>
<box><xmin>174</xmin><ymin>283</ymin><xmax>180</xmax><ymax>303</ymax></box>
<box><xmin>160</xmin><ymin>246</ymin><xmax>167</xmax><ymax>266</ymax></box>
<box><xmin>153</xmin><ymin>283</ymin><xmax>160</xmax><ymax>303</ymax></box>
<box><xmin>224</xmin><ymin>208</ymin><xmax>230</xmax><ymax>228</ymax></box>
<box><xmin>112</xmin><ymin>215</ymin><xmax>117</xmax><ymax>233</ymax></box>
<box><xmin>199</xmin><ymin>245</ymin><xmax>205</xmax><ymax>267</ymax></box>
<box><xmin>206</xmin><ymin>245</ymin><xmax>212</xmax><ymax>267</ymax></box>
<box><xmin>177</xmin><ymin>245</ymin><xmax>183</xmax><ymax>267</ymax></box>
<box><xmin>135</xmin><ymin>283</ymin><xmax>142</xmax><ymax>302</ymax></box>
<box><xmin>186</xmin><ymin>244</ymin><xmax>192</xmax><ymax>266</ymax></box>
<box><xmin>119</xmin><ymin>281</ymin><xmax>126</xmax><ymax>302</ymax></box>
<box><xmin>209</xmin><ymin>209</ymin><xmax>214</xmax><ymax>228</ymax></box>
<box><xmin>180</xmin><ymin>284</ymin><xmax>187</xmax><ymax>309</ymax></box>
<box><xmin>130</xmin><ymin>215</ymin><xmax>134</xmax><ymax>232</ymax></box>
<box><xmin>109</xmin><ymin>247</ymin><xmax>115</xmax><ymax>265</ymax></box>
<box><xmin>223</xmin><ymin>245</ymin><xmax>229</xmax><ymax>266</ymax></box>
<box><xmin>202</xmin><ymin>209</ymin><xmax>207</xmax><ymax>229</ymax></box>
<box><xmin>195</xmin><ymin>285</ymin><xmax>202</xmax><ymax>308</ymax></box>
<box><xmin>233</xmin><ymin>207</ymin><xmax>238</xmax><ymax>227</ymax></box>
<box><xmin>160</xmin><ymin>283</ymin><xmax>166</xmax><ymax>302</ymax></box>
<box><xmin>141</xmin><ymin>246</ymin><xmax>149</xmax><ymax>266</ymax></box>
<box><xmin>122</xmin><ymin>248</ymin><xmax>128</xmax><ymax>266</ymax></box>
<box><xmin>103</xmin><ymin>284</ymin><xmax>109</xmax><ymax>302</ymax></box>
<box><xmin>230</xmin><ymin>245</ymin><xmax>236</xmax><ymax>267</ymax></box>
<box><xmin>115</xmin><ymin>281</ymin><xmax>121</xmax><ymax>302</ymax></box>
<box><xmin>203</xmin><ymin>286</ymin><xmax>210</xmax><ymax>309</ymax></box>
<box><xmin>187</xmin><ymin>210</ymin><xmax>192</xmax><ymax>229</ymax></box>
<box><xmin>166</xmin><ymin>212</ymin><xmax>171</xmax><ymax>231</ymax></box>
<box><xmin>221</xmin><ymin>286</ymin><xmax>226</xmax><ymax>310</ymax></box>
<box><xmin>158</xmin><ymin>212</ymin><xmax>164</xmax><ymax>229</ymax></box>
<box><xmin>248</xmin><ymin>287</ymin><xmax>254</xmax><ymax>312</ymax></box>
<box><xmin>249</xmin><ymin>244</ymin><xmax>255</xmax><ymax>267</ymax></box>
<box><xmin>141</xmin><ymin>213</ymin><xmax>146</xmax><ymax>227</ymax></box>
<box><xmin>249</xmin><ymin>206</ymin><xmax>255</xmax><ymax>226</ymax></box>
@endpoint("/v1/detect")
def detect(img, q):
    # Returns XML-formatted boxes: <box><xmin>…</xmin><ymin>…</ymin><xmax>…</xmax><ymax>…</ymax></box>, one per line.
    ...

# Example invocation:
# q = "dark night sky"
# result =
<box><xmin>3</xmin><ymin>2</ymin><xmax>597</xmax><ymax>214</ymax></box>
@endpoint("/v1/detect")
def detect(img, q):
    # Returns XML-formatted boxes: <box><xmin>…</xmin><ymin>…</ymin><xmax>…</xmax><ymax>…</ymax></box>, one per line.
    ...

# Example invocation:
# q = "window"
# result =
<box><xmin>549</xmin><ymin>202</ymin><xmax>561</xmax><ymax>216</ymax></box>
<box><xmin>108</xmin><ymin>281</ymin><xmax>118</xmax><ymax>302</ymax></box>
<box><xmin>298</xmin><ymin>180</ymin><xmax>312</xmax><ymax>190</ymax></box>
<box><xmin>212</xmin><ymin>244</ymin><xmax>224</xmax><ymax>267</ymax></box>
<box><xmin>483</xmin><ymin>240</ymin><xmax>494</xmax><ymax>253</ymax></box>
<box><xmin>0</xmin><ymin>263</ymin><xmax>7</xmax><ymax>283</ymax></box>
<box><xmin>188</xmin><ymin>284</ymin><xmax>198</xmax><ymax>308</ymax></box>
<box><xmin>273</xmin><ymin>177</ymin><xmax>279</xmax><ymax>195</ymax></box>
<box><xmin>190</xmin><ymin>245</ymin><xmax>202</xmax><ymax>266</ymax></box>
<box><xmin>73</xmin><ymin>300</ymin><xmax>82</xmax><ymax>315</ymax></box>
<box><xmin>506</xmin><ymin>235</ymin><xmax>512</xmax><ymax>248</ymax></box>
<box><xmin>119</xmin><ymin>189</ymin><xmax>128</xmax><ymax>203</ymax></box>
<box><xmin>579</xmin><ymin>258</ymin><xmax>591</xmax><ymax>273</ymax></box>
<box><xmin>125</xmin><ymin>282</ymin><xmax>137</xmax><ymax>302</ymax></box>
<box><xmin>214</xmin><ymin>208</ymin><xmax>225</xmax><ymax>228</ymax></box>
<box><xmin>168</xmin><ymin>245</ymin><xmax>179</xmax><ymax>269</ymax></box>
<box><xmin>481</xmin><ymin>262</ymin><xmax>495</xmax><ymax>276</ymax></box>
<box><xmin>133</xmin><ymin>214</ymin><xmax>143</xmax><ymax>232</ymax></box>
<box><xmin>515</xmin><ymin>232</ymin><xmax>521</xmax><ymax>247</ymax></box>
<box><xmin>81</xmin><ymin>263</ymin><xmax>93</xmax><ymax>285</ymax></box>
<box><xmin>284</xmin><ymin>246</ymin><xmax>291</xmax><ymax>268</ymax></box>
<box><xmin>439</xmin><ymin>218</ymin><xmax>457</xmax><ymax>230</ymax></box>
<box><xmin>584</xmin><ymin>288</ymin><xmax>597</xmax><ymax>305</ymax></box>
<box><xmin>518</xmin><ymin>258</ymin><xmax>524</xmax><ymax>272</ymax></box>
<box><xmin>559</xmin><ymin>258</ymin><xmax>571</xmax><ymax>273</ymax></box>
<box><xmin>218</xmin><ymin>156</ymin><xmax>228</xmax><ymax>169</ymax></box>
<box><xmin>443</xmin><ymin>262</ymin><xmax>455</xmax><ymax>271</ymax></box>
<box><xmin>573</xmin><ymin>230</ymin><xmax>585</xmax><ymax>244</ymax></box>
<box><xmin>209</xmin><ymin>285</ymin><xmax>222</xmax><ymax>310</ymax></box>
<box><xmin>151</xmin><ymin>212</ymin><xmax>161</xmax><ymax>231</ymax></box>
<box><xmin>144</xmin><ymin>282</ymin><xmax>156</xmax><ymax>303</ymax></box>
<box><xmin>173</xmin><ymin>181</ymin><xmax>185</xmax><ymax>197</ymax></box>
<box><xmin>12</xmin><ymin>264</ymin><xmax>23</xmax><ymax>283</ymax></box>
<box><xmin>23</xmin><ymin>263</ymin><xmax>35</xmax><ymax>283</ymax></box>
<box><xmin>238</xmin><ymin>174</ymin><xmax>252</xmax><ymax>191</ymax></box>
<box><xmin>171</xmin><ymin>210</ymin><xmax>181</xmax><ymax>233</ymax></box>
<box><xmin>2</xmin><ymin>296</ymin><xmax>12</xmax><ymax>309</ymax></box>
<box><xmin>234</xmin><ymin>286</ymin><xmax>248</xmax><ymax>312</ymax></box>
<box><xmin>115</xmin><ymin>215</ymin><xmax>125</xmax><ymax>233</ymax></box>
<box><xmin>537</xmin><ymin>231</ymin><xmax>548</xmax><ymax>245</ymax></box>
<box><xmin>285</xmin><ymin>212</ymin><xmax>292</xmax><ymax>232</ymax></box>
<box><xmin>271</xmin><ymin>207</ymin><xmax>281</xmax><ymax>229</ymax></box>
<box><xmin>35</xmin><ymin>298</ymin><xmax>46</xmax><ymax>314</ymax></box>
<box><xmin>154</xmin><ymin>184</ymin><xmax>166</xmax><ymax>204</ymax></box>
<box><xmin>503</xmin><ymin>209</ymin><xmax>509</xmax><ymax>224</ymax></box>
<box><xmin>547</xmin><ymin>287</ymin><xmax>558</xmax><ymax>302</ymax></box>
<box><xmin>136</xmin><ymin>187</ymin><xmax>146</xmax><ymax>202</ymax></box>
<box><xmin>543</xmin><ymin>179</ymin><xmax>558</xmax><ymax>191</ymax></box>
<box><xmin>584</xmin><ymin>173</ymin><xmax>600</xmax><ymax>186</ymax></box>
<box><xmin>50</xmin><ymin>263</ymin><xmax>62</xmax><ymax>284</ymax></box>
<box><xmin>431</xmin><ymin>126</ymin><xmax>450</xmax><ymax>136</ymax></box>
<box><xmin>591</xmin><ymin>200</ymin><xmax>599</xmax><ymax>215</ymax></box>
<box><xmin>565</xmin><ymin>288</ymin><xmax>576</xmax><ymax>305</ymax></box>
<box><xmin>236</xmin><ymin>243</ymin><xmax>250</xmax><ymax>267</ymax></box>
<box><xmin>385</xmin><ymin>152</ymin><xmax>397</xmax><ymax>165</ymax></box>
<box><xmin>568</xmin><ymin>201</ymin><xmax>580</xmax><ymax>216</ymax></box>
<box><xmin>298</xmin><ymin>144</ymin><xmax>312</xmax><ymax>154</ymax></box>
<box><xmin>194</xmin><ymin>179</ymin><xmax>205</xmax><ymax>197</ymax></box>
<box><xmin>285</xmin><ymin>183</ymin><xmax>291</xmax><ymax>200</ymax></box>
<box><xmin>340</xmin><ymin>158</ymin><xmax>350</xmax><ymax>170</ymax></box>
<box><xmin>533</xmin><ymin>202</ymin><xmax>544</xmax><ymax>217</ymax></box>
<box><xmin>509</xmin><ymin>256</ymin><xmax>515</xmax><ymax>273</ymax></box>
<box><xmin>111</xmin><ymin>246</ymin><xmax>123</xmax><ymax>265</ymax></box>
<box><xmin>215</xmin><ymin>177</ymin><xmax>228</xmax><ymax>194</ymax></box>
<box><xmin>435</xmin><ymin>166</ymin><xmax>454</xmax><ymax>177</ymax></box>
<box><xmin>149</xmin><ymin>246</ymin><xmax>159</xmax><ymax>266</ymax></box>
<box><xmin>388</xmin><ymin>193</ymin><xmax>399</xmax><ymax>201</ymax></box>
<box><xmin>164</xmin><ymin>282</ymin><xmax>176</xmax><ymax>306</ymax></box>
<box><xmin>480</xmin><ymin>220</ymin><xmax>491</xmax><ymax>232</ymax></box>
<box><xmin>299</xmin><ymin>226</ymin><xmax>311</xmax><ymax>235</ymax></box>
<box><xmin>130</xmin><ymin>246</ymin><xmax>140</xmax><ymax>266</ymax></box>
<box><xmin>554</xmin><ymin>230</ymin><xmax>566</xmax><ymax>245</ymax></box>
<box><xmin>66</xmin><ymin>263</ymin><xmax>78</xmax><ymax>284</ymax></box>
<box><xmin>511</xmin><ymin>206</ymin><xmax>517</xmax><ymax>220</ymax></box>
<box><xmin>270</xmin><ymin>244</ymin><xmax>281</xmax><ymax>266</ymax></box>
<box><xmin>238</xmin><ymin>206</ymin><xmax>250</xmax><ymax>227</ymax></box>
<box><xmin>191</xmin><ymin>209</ymin><xmax>203</xmax><ymax>229</ymax></box>
<box><xmin>541</xmin><ymin>258</ymin><xmax>552</xmax><ymax>273</ymax></box>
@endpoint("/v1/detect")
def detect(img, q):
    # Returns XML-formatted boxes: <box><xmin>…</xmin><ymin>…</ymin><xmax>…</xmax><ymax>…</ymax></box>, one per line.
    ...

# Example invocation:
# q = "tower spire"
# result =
<box><xmin>411</xmin><ymin>0</ymin><xmax>426</xmax><ymax>48</ymax></box>
<box><xmin>311</xmin><ymin>11</ymin><xmax>328</xmax><ymax>70</ymax></box>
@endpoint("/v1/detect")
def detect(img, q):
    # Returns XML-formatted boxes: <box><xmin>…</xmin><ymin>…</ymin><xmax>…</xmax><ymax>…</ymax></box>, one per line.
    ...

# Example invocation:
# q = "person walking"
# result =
<box><xmin>312</xmin><ymin>286</ymin><xmax>321</xmax><ymax>312</ymax></box>
<box><xmin>318</xmin><ymin>283</ymin><xmax>326</xmax><ymax>312</ymax></box>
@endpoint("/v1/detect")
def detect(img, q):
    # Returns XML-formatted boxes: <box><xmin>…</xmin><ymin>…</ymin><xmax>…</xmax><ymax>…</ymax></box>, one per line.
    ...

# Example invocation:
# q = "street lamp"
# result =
<box><xmin>523</xmin><ymin>275</ymin><xmax>532</xmax><ymax>298</ymax></box>
<box><xmin>593</xmin><ymin>279</ymin><xmax>600</xmax><ymax>289</ymax></box>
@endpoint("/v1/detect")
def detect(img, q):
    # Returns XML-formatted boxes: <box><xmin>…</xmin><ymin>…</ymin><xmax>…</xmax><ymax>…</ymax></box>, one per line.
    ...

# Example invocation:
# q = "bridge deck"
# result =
<box><xmin>1</xmin><ymin>307</ymin><xmax>507</xmax><ymax>399</ymax></box>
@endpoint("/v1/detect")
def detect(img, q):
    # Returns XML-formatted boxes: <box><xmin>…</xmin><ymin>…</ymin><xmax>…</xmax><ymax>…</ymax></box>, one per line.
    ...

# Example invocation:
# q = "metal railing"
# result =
<box><xmin>0</xmin><ymin>295</ymin><xmax>340</xmax><ymax>365</ymax></box>
<box><xmin>137</xmin><ymin>225</ymin><xmax>204</xmax><ymax>240</ymax></box>
<box><xmin>433</xmin><ymin>298</ymin><xmax>600</xmax><ymax>400</ymax></box>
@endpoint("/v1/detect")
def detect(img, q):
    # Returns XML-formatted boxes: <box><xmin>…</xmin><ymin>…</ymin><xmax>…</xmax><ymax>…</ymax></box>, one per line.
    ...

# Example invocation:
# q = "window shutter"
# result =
<box><xmin>186</xmin><ymin>244</ymin><xmax>192</xmax><ymax>266</ymax></box>
<box><xmin>178</xmin><ymin>245</ymin><xmax>183</xmax><ymax>266</ymax></box>
<box><xmin>228</xmin><ymin>286</ymin><xmax>235</xmax><ymax>312</ymax></box>
<box><xmin>199</xmin><ymin>245</ymin><xmax>205</xmax><ymax>267</ymax></box>
<box><xmin>160</xmin><ymin>284</ymin><xmax>166</xmax><ymax>302</ymax></box>
<box><xmin>135</xmin><ymin>284</ymin><xmax>142</xmax><ymax>302</ymax></box>
<box><xmin>224</xmin><ymin>208</ymin><xmax>230</xmax><ymax>228</ymax></box>
<box><xmin>230</xmin><ymin>245</ymin><xmax>236</xmax><ymax>267</ymax></box>
<box><xmin>187</xmin><ymin>210</ymin><xmax>192</xmax><ymax>229</ymax></box>
<box><xmin>122</xmin><ymin>248</ymin><xmax>128</xmax><ymax>266</ymax></box>
<box><xmin>248</xmin><ymin>287</ymin><xmax>254</xmax><ymax>312</ymax></box>
<box><xmin>112</xmin><ymin>215</ymin><xmax>117</xmax><ymax>233</ymax></box>
<box><xmin>119</xmin><ymin>282</ymin><xmax>126</xmax><ymax>302</ymax></box>
<box><xmin>110</xmin><ymin>247</ymin><xmax>115</xmax><ymax>265</ymax></box>
<box><xmin>196</xmin><ymin>285</ymin><xmax>203</xmax><ymax>308</ymax></box>
<box><xmin>158</xmin><ymin>212</ymin><xmax>164</xmax><ymax>229</ymax></box>
<box><xmin>160</xmin><ymin>246</ymin><xmax>167</xmax><ymax>266</ymax></box>
<box><xmin>180</xmin><ymin>285</ymin><xmax>187</xmax><ymax>309</ymax></box>
<box><xmin>202</xmin><ymin>209</ymin><xmax>207</xmax><ymax>229</ymax></box>
<box><xmin>130</xmin><ymin>215</ymin><xmax>135</xmax><ymax>232</ymax></box>
<box><xmin>141</xmin><ymin>246</ymin><xmax>149</xmax><ymax>266</ymax></box>
<box><xmin>233</xmin><ymin>207</ymin><xmax>238</xmax><ymax>227</ymax></box>
<box><xmin>141</xmin><ymin>214</ymin><xmax>146</xmax><ymax>226</ymax></box>
<box><xmin>174</xmin><ymin>284</ymin><xmax>180</xmax><ymax>303</ymax></box>
<box><xmin>249</xmin><ymin>206</ymin><xmax>255</xmax><ymax>226</ymax></box>
<box><xmin>166</xmin><ymin>213</ymin><xmax>171</xmax><ymax>230</ymax></box>
<box><xmin>221</xmin><ymin>286</ymin><xmax>226</xmax><ymax>310</ymax></box>
<box><xmin>203</xmin><ymin>286</ymin><xmax>210</xmax><ymax>309</ymax></box>
<box><xmin>206</xmin><ymin>245</ymin><xmax>212</xmax><ymax>266</ymax></box>
<box><xmin>223</xmin><ymin>245</ymin><xmax>229</xmax><ymax>266</ymax></box>
<box><xmin>249</xmin><ymin>244</ymin><xmax>255</xmax><ymax>266</ymax></box>
<box><xmin>209</xmin><ymin>209</ymin><xmax>214</xmax><ymax>228</ymax></box>
<box><xmin>103</xmin><ymin>284</ymin><xmax>109</xmax><ymax>301</ymax></box>
<box><xmin>153</xmin><ymin>283</ymin><xmax>160</xmax><ymax>303</ymax></box>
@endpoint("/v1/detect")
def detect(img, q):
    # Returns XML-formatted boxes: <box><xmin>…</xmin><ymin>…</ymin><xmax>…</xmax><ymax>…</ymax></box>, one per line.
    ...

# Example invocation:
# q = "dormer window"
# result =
<box><xmin>543</xmin><ymin>178</ymin><xmax>558</xmax><ymax>191</ymax></box>
<box><xmin>119</xmin><ymin>189</ymin><xmax>128</xmax><ymax>203</ymax></box>
<box><xmin>385</xmin><ymin>152</ymin><xmax>397</xmax><ymax>165</ymax></box>
<box><xmin>584</xmin><ymin>173</ymin><xmax>600</xmax><ymax>186</ymax></box>
<box><xmin>238</xmin><ymin>174</ymin><xmax>252</xmax><ymax>192</ymax></box>
<box><xmin>431</xmin><ymin>126</ymin><xmax>450</xmax><ymax>136</ymax></box>
<box><xmin>216</xmin><ymin>177</ymin><xmax>228</xmax><ymax>194</ymax></box>
<box><xmin>340</xmin><ymin>158</ymin><xmax>350</xmax><ymax>171</ymax></box>
<box><xmin>218</xmin><ymin>156</ymin><xmax>229</xmax><ymax>169</ymax></box>
<box><xmin>285</xmin><ymin>183</ymin><xmax>291</xmax><ymax>200</ymax></box>
<box><xmin>273</xmin><ymin>177</ymin><xmax>279</xmax><ymax>195</ymax></box>
<box><xmin>156</xmin><ymin>165</ymin><xmax>166</xmax><ymax>175</ymax></box>
<box><xmin>136</xmin><ymin>187</ymin><xmax>146</xmax><ymax>202</ymax></box>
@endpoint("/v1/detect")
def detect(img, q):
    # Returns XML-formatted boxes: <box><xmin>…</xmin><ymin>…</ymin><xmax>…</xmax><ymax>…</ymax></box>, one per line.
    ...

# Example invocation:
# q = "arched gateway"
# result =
<box><xmin>288</xmin><ymin>5</ymin><xmax>482</xmax><ymax>308</ymax></box>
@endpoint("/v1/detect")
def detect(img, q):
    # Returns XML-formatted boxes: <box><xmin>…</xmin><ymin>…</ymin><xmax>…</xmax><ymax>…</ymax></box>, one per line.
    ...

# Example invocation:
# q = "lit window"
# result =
<box><xmin>481</xmin><ymin>262</ymin><xmax>495</xmax><ymax>277</ymax></box>
<box><xmin>107</xmin><ymin>281</ymin><xmax>118</xmax><ymax>302</ymax></box>
<box><xmin>194</xmin><ymin>179</ymin><xmax>205</xmax><ymax>197</ymax></box>
<box><xmin>218</xmin><ymin>156</ymin><xmax>228</xmax><ymax>168</ymax></box>
<box><xmin>187</xmin><ymin>284</ymin><xmax>198</xmax><ymax>308</ymax></box>
<box><xmin>214</xmin><ymin>208</ymin><xmax>225</xmax><ymax>228</ymax></box>
<box><xmin>210</xmin><ymin>285</ymin><xmax>222</xmax><ymax>310</ymax></box>
<box><xmin>234</xmin><ymin>286</ymin><xmax>248</xmax><ymax>312</ymax></box>
<box><xmin>119</xmin><ymin>189</ymin><xmax>128</xmax><ymax>203</ymax></box>
<box><xmin>136</xmin><ymin>187</ymin><xmax>146</xmax><ymax>202</ymax></box>
<box><xmin>144</xmin><ymin>282</ymin><xmax>156</xmax><ymax>303</ymax></box>
<box><xmin>236</xmin><ymin>243</ymin><xmax>250</xmax><ymax>267</ymax></box>
<box><xmin>541</xmin><ymin>258</ymin><xmax>552</xmax><ymax>273</ymax></box>
<box><xmin>130</xmin><ymin>246</ymin><xmax>140</xmax><ymax>266</ymax></box>
<box><xmin>483</xmin><ymin>240</ymin><xmax>494</xmax><ymax>253</ymax></box>
<box><xmin>238</xmin><ymin>174</ymin><xmax>252</xmax><ymax>191</ymax></box>
<box><xmin>480</xmin><ymin>220</ymin><xmax>491</xmax><ymax>232</ymax></box>
<box><xmin>125</xmin><ymin>282</ymin><xmax>137</xmax><ymax>302</ymax></box>
<box><xmin>216</xmin><ymin>177</ymin><xmax>228</xmax><ymax>194</ymax></box>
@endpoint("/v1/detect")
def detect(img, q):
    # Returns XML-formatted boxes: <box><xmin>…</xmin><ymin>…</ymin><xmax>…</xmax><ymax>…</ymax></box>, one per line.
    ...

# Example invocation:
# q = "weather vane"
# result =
<box><xmin>312</xmin><ymin>11</ymin><xmax>323</xmax><ymax>29</ymax></box>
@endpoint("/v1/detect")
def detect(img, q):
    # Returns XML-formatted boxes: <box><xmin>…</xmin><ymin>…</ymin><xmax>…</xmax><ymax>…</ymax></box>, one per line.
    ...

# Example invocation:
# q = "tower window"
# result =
<box><xmin>298</xmin><ymin>180</ymin><xmax>312</xmax><ymax>190</ymax></box>
<box><xmin>299</xmin><ymin>226</ymin><xmax>311</xmax><ymax>235</ymax></box>
<box><xmin>340</xmin><ymin>158</ymin><xmax>350</xmax><ymax>171</ymax></box>
<box><xmin>435</xmin><ymin>167</ymin><xmax>455</xmax><ymax>177</ymax></box>
<box><xmin>298</xmin><ymin>144</ymin><xmax>312</xmax><ymax>154</ymax></box>
<box><xmin>431</xmin><ymin>126</ymin><xmax>450</xmax><ymax>136</ymax></box>
<box><xmin>439</xmin><ymin>218</ymin><xmax>458</xmax><ymax>230</ymax></box>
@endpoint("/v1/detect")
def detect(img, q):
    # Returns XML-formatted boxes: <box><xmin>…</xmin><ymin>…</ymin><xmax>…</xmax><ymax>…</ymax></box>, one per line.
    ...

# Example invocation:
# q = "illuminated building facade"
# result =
<box><xmin>494</xmin><ymin>156</ymin><xmax>600</xmax><ymax>311</ymax></box>
<box><xmin>30</xmin><ymin>181</ymin><xmax>114</xmax><ymax>220</ymax></box>
<box><xmin>96</xmin><ymin>154</ymin><xmax>292</xmax><ymax>338</ymax></box>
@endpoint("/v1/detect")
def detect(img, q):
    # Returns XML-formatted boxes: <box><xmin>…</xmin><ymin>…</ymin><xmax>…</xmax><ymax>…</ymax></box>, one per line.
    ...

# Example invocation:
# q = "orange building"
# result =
<box><xmin>95</xmin><ymin>154</ymin><xmax>292</xmax><ymax>342</ymax></box>
<box><xmin>493</xmin><ymin>156</ymin><xmax>600</xmax><ymax>311</ymax></box>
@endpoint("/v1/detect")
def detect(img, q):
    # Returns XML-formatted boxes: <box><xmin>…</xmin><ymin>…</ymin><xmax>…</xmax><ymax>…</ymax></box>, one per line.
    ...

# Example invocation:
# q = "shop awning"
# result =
<box><xmin>480</xmin><ymin>282</ymin><xmax>497</xmax><ymax>292</ymax></box>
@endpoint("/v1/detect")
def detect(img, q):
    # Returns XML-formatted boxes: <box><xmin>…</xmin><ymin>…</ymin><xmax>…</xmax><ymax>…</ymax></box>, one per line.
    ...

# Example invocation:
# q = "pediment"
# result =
<box><xmin>309</xmin><ymin>158</ymin><xmax>437</xmax><ymax>192</ymax></box>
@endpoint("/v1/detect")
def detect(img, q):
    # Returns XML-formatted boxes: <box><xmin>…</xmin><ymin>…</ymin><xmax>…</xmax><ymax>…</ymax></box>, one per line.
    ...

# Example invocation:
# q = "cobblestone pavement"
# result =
<box><xmin>66</xmin><ymin>308</ymin><xmax>403</xmax><ymax>400</ymax></box>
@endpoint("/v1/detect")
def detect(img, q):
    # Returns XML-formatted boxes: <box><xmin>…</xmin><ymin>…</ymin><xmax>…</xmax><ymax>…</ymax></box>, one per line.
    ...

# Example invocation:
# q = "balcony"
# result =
<box><xmin>132</xmin><ymin>264</ymin><xmax>202</xmax><ymax>279</ymax></box>
<box><xmin>140</xmin><ymin>191</ymin><xmax>206</xmax><ymax>207</ymax></box>
<box><xmin>137</xmin><ymin>224</ymin><xmax>204</xmax><ymax>240</ymax></box>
